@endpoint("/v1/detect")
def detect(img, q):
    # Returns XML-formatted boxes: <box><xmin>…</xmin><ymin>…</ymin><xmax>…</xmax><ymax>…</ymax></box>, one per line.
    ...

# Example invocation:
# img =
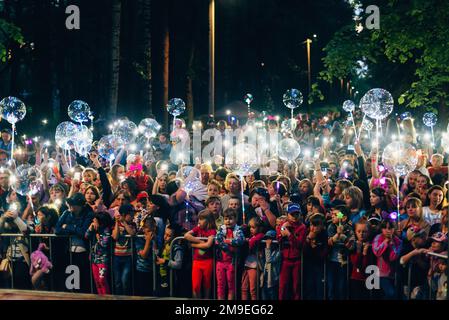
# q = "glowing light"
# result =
<box><xmin>130</xmin><ymin>144</ymin><xmax>137</xmax><ymax>152</ymax></box>
<box><xmin>304</xmin><ymin>149</ymin><xmax>311</xmax><ymax>157</ymax></box>
<box><xmin>161</xmin><ymin>164</ymin><xmax>168</xmax><ymax>171</ymax></box>
<box><xmin>44</xmin><ymin>140</ymin><xmax>51</xmax><ymax>147</ymax></box>
<box><xmin>275</xmin><ymin>116</ymin><xmax>280</xmax><ymax>121</ymax></box>
<box><xmin>9</xmin><ymin>175</ymin><xmax>17</xmax><ymax>184</ymax></box>
<box><xmin>42</xmin><ymin>119</ymin><xmax>48</xmax><ymax>125</ymax></box>
<box><xmin>424</xmin><ymin>133</ymin><xmax>431</xmax><ymax>141</ymax></box>
<box><xmin>226</xmin><ymin>110</ymin><xmax>231</xmax><ymax>115</ymax></box>
<box><xmin>9</xmin><ymin>203</ymin><xmax>18</xmax><ymax>212</ymax></box>
<box><xmin>389</xmin><ymin>212</ymin><xmax>398</xmax><ymax>220</ymax></box>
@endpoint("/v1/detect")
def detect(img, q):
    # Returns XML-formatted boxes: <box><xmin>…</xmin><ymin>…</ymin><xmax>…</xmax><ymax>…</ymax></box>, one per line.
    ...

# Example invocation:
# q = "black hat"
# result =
<box><xmin>66</xmin><ymin>192</ymin><xmax>86</xmax><ymax>207</ymax></box>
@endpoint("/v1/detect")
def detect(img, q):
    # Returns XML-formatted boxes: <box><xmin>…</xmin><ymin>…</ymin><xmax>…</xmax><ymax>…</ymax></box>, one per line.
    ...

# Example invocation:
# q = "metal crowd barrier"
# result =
<box><xmin>0</xmin><ymin>233</ymin><xmax>156</xmax><ymax>296</ymax></box>
<box><xmin>2</xmin><ymin>232</ymin><xmax>446</xmax><ymax>300</ymax></box>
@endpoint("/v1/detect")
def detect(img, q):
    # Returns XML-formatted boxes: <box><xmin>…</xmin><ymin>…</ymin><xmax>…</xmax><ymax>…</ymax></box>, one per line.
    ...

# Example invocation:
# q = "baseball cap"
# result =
<box><xmin>264</xmin><ymin>230</ymin><xmax>277</xmax><ymax>240</ymax></box>
<box><xmin>287</xmin><ymin>203</ymin><xmax>302</xmax><ymax>215</ymax></box>
<box><xmin>66</xmin><ymin>192</ymin><xmax>86</xmax><ymax>207</ymax></box>
<box><xmin>430</xmin><ymin>232</ymin><xmax>447</xmax><ymax>243</ymax></box>
<box><xmin>136</xmin><ymin>191</ymin><xmax>149</xmax><ymax>202</ymax></box>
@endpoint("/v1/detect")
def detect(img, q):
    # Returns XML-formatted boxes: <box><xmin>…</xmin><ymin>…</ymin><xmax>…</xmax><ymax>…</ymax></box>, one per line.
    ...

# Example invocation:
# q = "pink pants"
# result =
<box><xmin>92</xmin><ymin>263</ymin><xmax>110</xmax><ymax>295</ymax></box>
<box><xmin>216</xmin><ymin>261</ymin><xmax>235</xmax><ymax>299</ymax></box>
<box><xmin>241</xmin><ymin>268</ymin><xmax>257</xmax><ymax>300</ymax></box>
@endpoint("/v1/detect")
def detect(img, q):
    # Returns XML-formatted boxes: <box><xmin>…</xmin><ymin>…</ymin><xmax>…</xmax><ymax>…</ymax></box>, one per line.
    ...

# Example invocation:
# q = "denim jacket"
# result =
<box><xmin>55</xmin><ymin>207</ymin><xmax>94</xmax><ymax>251</ymax></box>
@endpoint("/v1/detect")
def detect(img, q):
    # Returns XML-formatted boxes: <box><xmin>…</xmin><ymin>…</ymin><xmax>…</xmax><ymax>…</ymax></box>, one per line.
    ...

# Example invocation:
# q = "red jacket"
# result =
<box><xmin>350</xmin><ymin>244</ymin><xmax>373</xmax><ymax>280</ymax></box>
<box><xmin>276</xmin><ymin>220</ymin><xmax>306</xmax><ymax>260</ymax></box>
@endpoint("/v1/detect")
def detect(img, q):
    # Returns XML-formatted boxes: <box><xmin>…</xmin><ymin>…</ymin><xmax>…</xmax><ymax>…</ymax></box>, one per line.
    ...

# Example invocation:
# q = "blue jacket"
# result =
<box><xmin>55</xmin><ymin>207</ymin><xmax>94</xmax><ymax>251</ymax></box>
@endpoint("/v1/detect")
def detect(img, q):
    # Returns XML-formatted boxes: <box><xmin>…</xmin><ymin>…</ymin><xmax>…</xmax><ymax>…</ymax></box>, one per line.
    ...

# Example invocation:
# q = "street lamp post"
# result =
<box><xmin>209</xmin><ymin>0</ymin><xmax>215</xmax><ymax>117</ymax></box>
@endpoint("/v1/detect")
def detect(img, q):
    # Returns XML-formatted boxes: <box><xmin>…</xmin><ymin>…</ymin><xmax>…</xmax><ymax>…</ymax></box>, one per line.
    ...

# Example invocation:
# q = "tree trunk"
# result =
<box><xmin>186</xmin><ymin>44</ymin><xmax>195</xmax><ymax>125</ymax></box>
<box><xmin>142</xmin><ymin>0</ymin><xmax>152</xmax><ymax>116</ymax></box>
<box><xmin>108</xmin><ymin>0</ymin><xmax>122</xmax><ymax>119</ymax></box>
<box><xmin>162</xmin><ymin>1</ymin><xmax>170</xmax><ymax>130</ymax></box>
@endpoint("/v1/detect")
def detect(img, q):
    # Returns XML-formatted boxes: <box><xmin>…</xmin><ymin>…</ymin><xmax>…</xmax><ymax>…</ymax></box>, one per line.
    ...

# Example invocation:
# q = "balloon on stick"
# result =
<box><xmin>68</xmin><ymin>100</ymin><xmax>91</xmax><ymax>125</ymax></box>
<box><xmin>243</xmin><ymin>93</ymin><xmax>254</xmax><ymax>117</ymax></box>
<box><xmin>422</xmin><ymin>112</ymin><xmax>437</xmax><ymax>146</ymax></box>
<box><xmin>283</xmin><ymin>89</ymin><xmax>303</xmax><ymax>121</ymax></box>
<box><xmin>226</xmin><ymin>143</ymin><xmax>259</xmax><ymax>224</ymax></box>
<box><xmin>167</xmin><ymin>98</ymin><xmax>186</xmax><ymax>131</ymax></box>
<box><xmin>360</xmin><ymin>88</ymin><xmax>394</xmax><ymax>156</ymax></box>
<box><xmin>278</xmin><ymin>138</ymin><xmax>301</xmax><ymax>162</ymax></box>
<box><xmin>382</xmin><ymin>141</ymin><xmax>418</xmax><ymax>226</ymax></box>
<box><xmin>342</xmin><ymin>100</ymin><xmax>358</xmax><ymax>138</ymax></box>
<box><xmin>0</xmin><ymin>96</ymin><xmax>27</xmax><ymax>161</ymax></box>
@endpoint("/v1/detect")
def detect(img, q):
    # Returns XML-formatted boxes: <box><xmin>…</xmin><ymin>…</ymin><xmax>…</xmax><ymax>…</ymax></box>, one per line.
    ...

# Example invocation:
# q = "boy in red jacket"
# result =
<box><xmin>276</xmin><ymin>203</ymin><xmax>307</xmax><ymax>300</ymax></box>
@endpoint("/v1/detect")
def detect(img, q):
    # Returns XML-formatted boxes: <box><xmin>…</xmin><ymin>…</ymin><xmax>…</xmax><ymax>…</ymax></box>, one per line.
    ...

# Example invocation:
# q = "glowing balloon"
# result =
<box><xmin>139</xmin><ymin>118</ymin><xmax>161</xmax><ymax>139</ymax></box>
<box><xmin>68</xmin><ymin>100</ymin><xmax>90</xmax><ymax>123</ymax></box>
<box><xmin>74</xmin><ymin>125</ymin><xmax>93</xmax><ymax>156</ymax></box>
<box><xmin>281</xmin><ymin>119</ymin><xmax>297</xmax><ymax>133</ymax></box>
<box><xmin>55</xmin><ymin>121</ymin><xmax>79</xmax><ymax>150</ymax></box>
<box><xmin>283</xmin><ymin>89</ymin><xmax>303</xmax><ymax>109</ymax></box>
<box><xmin>382</xmin><ymin>141</ymin><xmax>418</xmax><ymax>177</ymax></box>
<box><xmin>360</xmin><ymin>88</ymin><xmax>394</xmax><ymax>120</ymax></box>
<box><xmin>112</xmin><ymin>120</ymin><xmax>137</xmax><ymax>144</ymax></box>
<box><xmin>225</xmin><ymin>143</ymin><xmax>259</xmax><ymax>176</ymax></box>
<box><xmin>98</xmin><ymin>134</ymin><xmax>124</xmax><ymax>161</ymax></box>
<box><xmin>244</xmin><ymin>93</ymin><xmax>254</xmax><ymax>105</ymax></box>
<box><xmin>423</xmin><ymin>112</ymin><xmax>437</xmax><ymax>127</ymax></box>
<box><xmin>0</xmin><ymin>96</ymin><xmax>26</xmax><ymax>124</ymax></box>
<box><xmin>361</xmin><ymin>118</ymin><xmax>374</xmax><ymax>131</ymax></box>
<box><xmin>167</xmin><ymin>98</ymin><xmax>186</xmax><ymax>117</ymax></box>
<box><xmin>12</xmin><ymin>164</ymin><xmax>42</xmax><ymax>196</ymax></box>
<box><xmin>278</xmin><ymin>138</ymin><xmax>301</xmax><ymax>161</ymax></box>
<box><xmin>400</xmin><ymin>112</ymin><xmax>412</xmax><ymax>120</ymax></box>
<box><xmin>342</xmin><ymin>100</ymin><xmax>356</xmax><ymax>113</ymax></box>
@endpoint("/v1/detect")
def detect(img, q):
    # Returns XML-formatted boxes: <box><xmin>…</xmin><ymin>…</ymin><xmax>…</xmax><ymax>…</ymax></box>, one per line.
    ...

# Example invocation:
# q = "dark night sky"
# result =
<box><xmin>0</xmin><ymin>0</ymin><xmax>352</xmax><ymax>137</ymax></box>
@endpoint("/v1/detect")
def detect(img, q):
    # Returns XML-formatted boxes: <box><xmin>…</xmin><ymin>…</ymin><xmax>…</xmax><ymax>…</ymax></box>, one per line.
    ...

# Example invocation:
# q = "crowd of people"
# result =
<box><xmin>0</xmin><ymin>109</ymin><xmax>447</xmax><ymax>300</ymax></box>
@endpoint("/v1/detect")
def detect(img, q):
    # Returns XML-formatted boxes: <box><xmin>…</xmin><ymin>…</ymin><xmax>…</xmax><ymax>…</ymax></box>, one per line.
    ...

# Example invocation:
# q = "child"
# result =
<box><xmin>349</xmin><ymin>218</ymin><xmax>373</xmax><ymax>300</ymax></box>
<box><xmin>205</xmin><ymin>196</ymin><xmax>223</xmax><ymax>227</ymax></box>
<box><xmin>327</xmin><ymin>205</ymin><xmax>354</xmax><ymax>300</ymax></box>
<box><xmin>156</xmin><ymin>225</ymin><xmax>184</xmax><ymax>297</ymax></box>
<box><xmin>86</xmin><ymin>212</ymin><xmax>113</xmax><ymax>295</ymax></box>
<box><xmin>134</xmin><ymin>215</ymin><xmax>158</xmax><ymax>296</ymax></box>
<box><xmin>260</xmin><ymin>230</ymin><xmax>281</xmax><ymax>300</ymax></box>
<box><xmin>215</xmin><ymin>208</ymin><xmax>245</xmax><ymax>300</ymax></box>
<box><xmin>427</xmin><ymin>232</ymin><xmax>447</xmax><ymax>299</ymax></box>
<box><xmin>277</xmin><ymin>203</ymin><xmax>307</xmax><ymax>300</ymax></box>
<box><xmin>111</xmin><ymin>204</ymin><xmax>137</xmax><ymax>295</ymax></box>
<box><xmin>399</xmin><ymin>225</ymin><xmax>429</xmax><ymax>299</ymax></box>
<box><xmin>372</xmin><ymin>219</ymin><xmax>402</xmax><ymax>299</ymax></box>
<box><xmin>303</xmin><ymin>213</ymin><xmax>328</xmax><ymax>300</ymax></box>
<box><xmin>184</xmin><ymin>210</ymin><xmax>217</xmax><ymax>299</ymax></box>
<box><xmin>228</xmin><ymin>196</ymin><xmax>243</xmax><ymax>225</ymax></box>
<box><xmin>241</xmin><ymin>217</ymin><xmax>265</xmax><ymax>300</ymax></box>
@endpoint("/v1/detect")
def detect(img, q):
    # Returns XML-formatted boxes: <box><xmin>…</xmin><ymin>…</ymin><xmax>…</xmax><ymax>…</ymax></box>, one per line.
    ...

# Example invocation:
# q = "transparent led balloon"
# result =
<box><xmin>361</xmin><ymin>118</ymin><xmax>374</xmax><ymax>131</ymax></box>
<box><xmin>0</xmin><ymin>96</ymin><xmax>26</xmax><ymax>124</ymax></box>
<box><xmin>382</xmin><ymin>141</ymin><xmax>418</xmax><ymax>177</ymax></box>
<box><xmin>400</xmin><ymin>112</ymin><xmax>412</xmax><ymax>120</ymax></box>
<box><xmin>244</xmin><ymin>93</ymin><xmax>254</xmax><ymax>105</ymax></box>
<box><xmin>342</xmin><ymin>100</ymin><xmax>355</xmax><ymax>113</ymax></box>
<box><xmin>281</xmin><ymin>119</ymin><xmax>297</xmax><ymax>133</ymax></box>
<box><xmin>176</xmin><ymin>166</ymin><xmax>200</xmax><ymax>182</ymax></box>
<box><xmin>68</xmin><ymin>100</ymin><xmax>91</xmax><ymax>123</ymax></box>
<box><xmin>139</xmin><ymin>118</ymin><xmax>161</xmax><ymax>139</ymax></box>
<box><xmin>98</xmin><ymin>134</ymin><xmax>123</xmax><ymax>161</ymax></box>
<box><xmin>278</xmin><ymin>138</ymin><xmax>301</xmax><ymax>162</ymax></box>
<box><xmin>283</xmin><ymin>89</ymin><xmax>303</xmax><ymax>109</ymax></box>
<box><xmin>225</xmin><ymin>143</ymin><xmax>259</xmax><ymax>176</ymax></box>
<box><xmin>12</xmin><ymin>164</ymin><xmax>42</xmax><ymax>196</ymax></box>
<box><xmin>112</xmin><ymin>120</ymin><xmax>137</xmax><ymax>144</ymax></box>
<box><xmin>360</xmin><ymin>88</ymin><xmax>394</xmax><ymax>120</ymax></box>
<box><xmin>422</xmin><ymin>112</ymin><xmax>437</xmax><ymax>127</ymax></box>
<box><xmin>167</xmin><ymin>98</ymin><xmax>186</xmax><ymax>117</ymax></box>
<box><xmin>55</xmin><ymin>121</ymin><xmax>79</xmax><ymax>150</ymax></box>
<box><xmin>74</xmin><ymin>125</ymin><xmax>93</xmax><ymax>155</ymax></box>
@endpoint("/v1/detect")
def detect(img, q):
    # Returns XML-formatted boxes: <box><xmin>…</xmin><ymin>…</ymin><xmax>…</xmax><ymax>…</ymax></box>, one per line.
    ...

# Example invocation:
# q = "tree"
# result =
<box><xmin>319</xmin><ymin>0</ymin><xmax>449</xmax><ymax>127</ymax></box>
<box><xmin>162</xmin><ymin>0</ymin><xmax>169</xmax><ymax>129</ymax></box>
<box><xmin>108</xmin><ymin>0</ymin><xmax>122</xmax><ymax>119</ymax></box>
<box><xmin>142</xmin><ymin>0</ymin><xmax>152</xmax><ymax>116</ymax></box>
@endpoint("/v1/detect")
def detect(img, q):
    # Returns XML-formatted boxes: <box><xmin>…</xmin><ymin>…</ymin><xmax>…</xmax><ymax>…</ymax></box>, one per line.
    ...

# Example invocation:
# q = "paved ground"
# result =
<box><xmin>0</xmin><ymin>289</ymin><xmax>188</xmax><ymax>300</ymax></box>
